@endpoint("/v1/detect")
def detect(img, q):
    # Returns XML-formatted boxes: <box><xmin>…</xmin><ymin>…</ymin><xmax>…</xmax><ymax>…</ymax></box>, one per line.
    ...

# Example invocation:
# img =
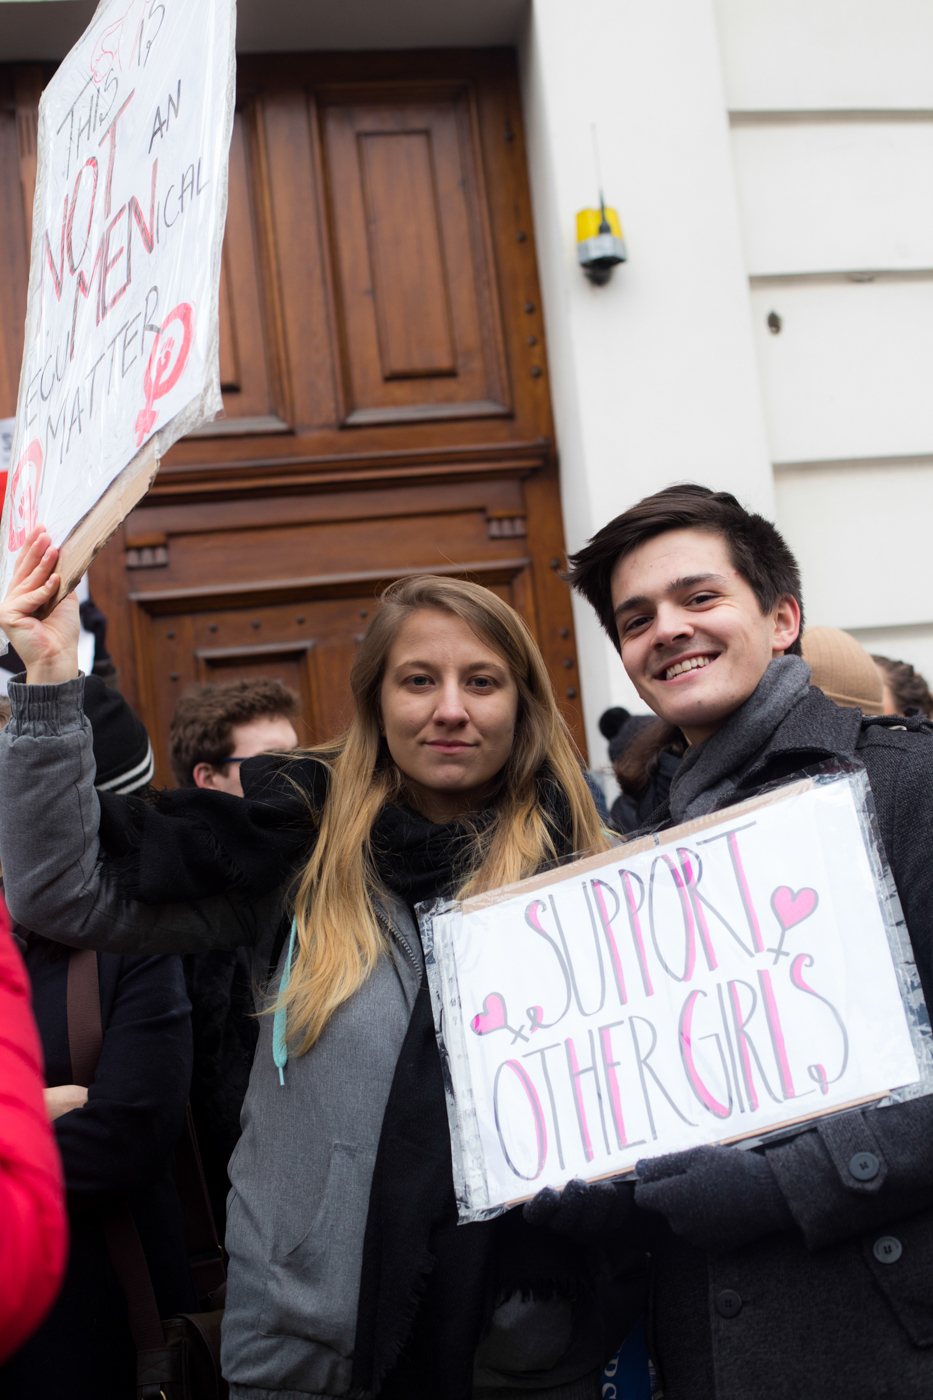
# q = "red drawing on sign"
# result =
<box><xmin>91</xmin><ymin>0</ymin><xmax>146</xmax><ymax>82</ymax></box>
<box><xmin>8</xmin><ymin>440</ymin><xmax>43</xmax><ymax>552</ymax></box>
<box><xmin>135</xmin><ymin>303</ymin><xmax>194</xmax><ymax>446</ymax></box>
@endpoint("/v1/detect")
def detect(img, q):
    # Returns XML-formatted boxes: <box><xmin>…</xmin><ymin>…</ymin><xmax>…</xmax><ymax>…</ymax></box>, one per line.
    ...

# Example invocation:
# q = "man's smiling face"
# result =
<box><xmin>610</xmin><ymin>528</ymin><xmax>801</xmax><ymax>745</ymax></box>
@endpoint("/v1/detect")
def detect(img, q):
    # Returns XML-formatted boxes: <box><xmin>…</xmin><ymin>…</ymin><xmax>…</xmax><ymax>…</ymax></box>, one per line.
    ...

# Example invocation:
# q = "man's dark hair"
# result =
<box><xmin>170</xmin><ymin>677</ymin><xmax>299</xmax><ymax>787</ymax></box>
<box><xmin>566</xmin><ymin>483</ymin><xmax>804</xmax><ymax>656</ymax></box>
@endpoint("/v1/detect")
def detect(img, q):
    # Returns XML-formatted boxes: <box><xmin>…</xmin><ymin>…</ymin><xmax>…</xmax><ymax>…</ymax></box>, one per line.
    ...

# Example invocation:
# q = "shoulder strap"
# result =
<box><xmin>174</xmin><ymin>1102</ymin><xmax>226</xmax><ymax>1305</ymax></box>
<box><xmin>66</xmin><ymin>948</ymin><xmax>104</xmax><ymax>1088</ymax></box>
<box><xmin>65</xmin><ymin>947</ymin><xmax>226</xmax><ymax>1320</ymax></box>
<box><xmin>65</xmin><ymin>949</ymin><xmax>166</xmax><ymax>1375</ymax></box>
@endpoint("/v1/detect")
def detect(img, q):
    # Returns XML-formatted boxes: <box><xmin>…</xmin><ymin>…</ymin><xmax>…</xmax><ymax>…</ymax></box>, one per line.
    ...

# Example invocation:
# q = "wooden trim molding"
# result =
<box><xmin>129</xmin><ymin>555</ymin><xmax>532</xmax><ymax>613</ymax></box>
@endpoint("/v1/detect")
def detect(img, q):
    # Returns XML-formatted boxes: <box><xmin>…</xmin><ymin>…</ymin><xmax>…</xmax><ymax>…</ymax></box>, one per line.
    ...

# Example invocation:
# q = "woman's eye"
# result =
<box><xmin>470</xmin><ymin>677</ymin><xmax>494</xmax><ymax>690</ymax></box>
<box><xmin>408</xmin><ymin>675</ymin><xmax>432</xmax><ymax>688</ymax></box>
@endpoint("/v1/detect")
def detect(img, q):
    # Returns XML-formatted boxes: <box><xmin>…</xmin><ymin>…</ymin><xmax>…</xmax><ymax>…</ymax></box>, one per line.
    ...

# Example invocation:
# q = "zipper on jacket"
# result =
<box><xmin>376</xmin><ymin>906</ymin><xmax>423</xmax><ymax>981</ymax></box>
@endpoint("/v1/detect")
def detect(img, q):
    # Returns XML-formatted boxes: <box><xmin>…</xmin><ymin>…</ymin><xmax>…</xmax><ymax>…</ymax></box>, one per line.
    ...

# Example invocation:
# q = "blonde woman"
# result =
<box><xmin>0</xmin><ymin>528</ymin><xmax>640</xmax><ymax>1400</ymax></box>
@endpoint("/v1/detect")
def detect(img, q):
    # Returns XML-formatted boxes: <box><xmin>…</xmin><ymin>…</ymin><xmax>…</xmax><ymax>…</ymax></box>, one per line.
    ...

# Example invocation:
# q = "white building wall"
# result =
<box><xmin>715</xmin><ymin>0</ymin><xmax>933</xmax><ymax>686</ymax></box>
<box><xmin>518</xmin><ymin>0</ymin><xmax>775</xmax><ymax>766</ymax></box>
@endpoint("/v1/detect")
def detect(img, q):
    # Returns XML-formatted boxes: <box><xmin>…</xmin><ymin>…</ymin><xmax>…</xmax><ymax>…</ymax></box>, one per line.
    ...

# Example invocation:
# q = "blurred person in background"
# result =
<box><xmin>599</xmin><ymin>706</ymin><xmax>685</xmax><ymax>835</ymax></box>
<box><xmin>873</xmin><ymin>654</ymin><xmax>933</xmax><ymax>719</ymax></box>
<box><xmin>0</xmin><ymin>899</ymin><xmax>67</xmax><ymax>1367</ymax></box>
<box><xmin>0</xmin><ymin>935</ymin><xmax>197</xmax><ymax>1400</ymax></box>
<box><xmin>170</xmin><ymin>677</ymin><xmax>299</xmax><ymax>794</ymax></box>
<box><xmin>0</xmin><ymin>688</ymin><xmax>195</xmax><ymax>1400</ymax></box>
<box><xmin>169</xmin><ymin>678</ymin><xmax>300</xmax><ymax>1235</ymax></box>
<box><xmin>801</xmin><ymin>626</ymin><xmax>883</xmax><ymax>716</ymax></box>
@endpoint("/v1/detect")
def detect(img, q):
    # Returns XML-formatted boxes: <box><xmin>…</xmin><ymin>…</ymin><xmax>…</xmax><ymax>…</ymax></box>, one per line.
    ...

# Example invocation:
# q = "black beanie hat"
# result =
<box><xmin>598</xmin><ymin>705</ymin><xmax>658</xmax><ymax>764</ymax></box>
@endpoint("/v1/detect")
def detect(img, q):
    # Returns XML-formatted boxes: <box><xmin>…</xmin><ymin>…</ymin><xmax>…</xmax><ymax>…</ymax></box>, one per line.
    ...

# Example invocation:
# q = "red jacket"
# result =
<box><xmin>0</xmin><ymin>899</ymin><xmax>67</xmax><ymax>1363</ymax></box>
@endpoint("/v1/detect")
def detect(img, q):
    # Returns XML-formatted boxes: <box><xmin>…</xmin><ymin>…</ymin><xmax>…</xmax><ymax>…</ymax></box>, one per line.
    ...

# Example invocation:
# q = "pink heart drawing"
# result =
<box><xmin>471</xmin><ymin>992</ymin><xmax>508</xmax><ymax>1035</ymax></box>
<box><xmin>771</xmin><ymin>886</ymin><xmax>818</xmax><ymax>931</ymax></box>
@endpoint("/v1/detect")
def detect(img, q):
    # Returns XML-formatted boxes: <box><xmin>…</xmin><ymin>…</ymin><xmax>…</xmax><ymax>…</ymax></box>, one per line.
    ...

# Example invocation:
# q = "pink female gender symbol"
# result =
<box><xmin>7</xmin><ymin>439</ymin><xmax>43</xmax><ymax>552</ymax></box>
<box><xmin>135</xmin><ymin>303</ymin><xmax>194</xmax><ymax>446</ymax></box>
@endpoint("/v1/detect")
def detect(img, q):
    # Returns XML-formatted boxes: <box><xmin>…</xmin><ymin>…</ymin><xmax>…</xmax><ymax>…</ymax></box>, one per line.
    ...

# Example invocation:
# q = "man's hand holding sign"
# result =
<box><xmin>0</xmin><ymin>0</ymin><xmax>235</xmax><ymax>628</ymax></box>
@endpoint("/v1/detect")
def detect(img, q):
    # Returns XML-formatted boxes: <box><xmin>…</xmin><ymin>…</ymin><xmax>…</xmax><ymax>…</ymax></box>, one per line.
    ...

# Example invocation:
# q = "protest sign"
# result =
<box><xmin>0</xmin><ymin>0</ymin><xmax>235</xmax><ymax>621</ymax></box>
<box><xmin>422</xmin><ymin>771</ymin><xmax>932</xmax><ymax>1220</ymax></box>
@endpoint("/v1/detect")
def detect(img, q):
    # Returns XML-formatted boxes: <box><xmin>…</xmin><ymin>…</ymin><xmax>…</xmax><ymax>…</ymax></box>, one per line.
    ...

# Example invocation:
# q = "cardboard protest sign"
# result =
<box><xmin>0</xmin><ymin>0</ymin><xmax>235</xmax><ymax>621</ymax></box>
<box><xmin>422</xmin><ymin>772</ymin><xmax>931</xmax><ymax>1219</ymax></box>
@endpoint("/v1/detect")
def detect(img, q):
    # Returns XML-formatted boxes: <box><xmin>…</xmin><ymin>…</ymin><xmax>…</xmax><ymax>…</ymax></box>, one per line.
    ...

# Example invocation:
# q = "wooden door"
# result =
<box><xmin>0</xmin><ymin>51</ymin><xmax>584</xmax><ymax>785</ymax></box>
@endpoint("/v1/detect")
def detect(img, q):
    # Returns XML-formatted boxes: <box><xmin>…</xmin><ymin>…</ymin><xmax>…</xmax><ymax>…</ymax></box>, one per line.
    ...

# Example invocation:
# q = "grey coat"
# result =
<box><xmin>0</xmin><ymin>676</ymin><xmax>427</xmax><ymax>1397</ymax></box>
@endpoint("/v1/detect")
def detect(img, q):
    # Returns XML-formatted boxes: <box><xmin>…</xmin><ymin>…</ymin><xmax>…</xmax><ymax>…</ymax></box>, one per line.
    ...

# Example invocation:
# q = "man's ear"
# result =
<box><xmin>193</xmin><ymin>762</ymin><xmax>220</xmax><ymax>789</ymax></box>
<box><xmin>772</xmin><ymin>596</ymin><xmax>802</xmax><ymax>655</ymax></box>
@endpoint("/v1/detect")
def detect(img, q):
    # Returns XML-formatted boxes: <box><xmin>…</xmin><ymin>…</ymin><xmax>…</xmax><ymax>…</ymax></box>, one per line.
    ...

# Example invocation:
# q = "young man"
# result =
<box><xmin>166</xmin><ymin>677</ymin><xmax>300</xmax><ymax>1230</ymax></box>
<box><xmin>566</xmin><ymin>484</ymin><xmax>933</xmax><ymax>1400</ymax></box>
<box><xmin>170</xmin><ymin>677</ymin><xmax>299</xmax><ymax>793</ymax></box>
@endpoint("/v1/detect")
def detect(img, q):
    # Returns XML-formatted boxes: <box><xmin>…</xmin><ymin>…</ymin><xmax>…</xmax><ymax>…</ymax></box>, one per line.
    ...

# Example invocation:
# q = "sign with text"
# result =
<box><xmin>0</xmin><ymin>0</ymin><xmax>235</xmax><ymax>614</ymax></box>
<box><xmin>423</xmin><ymin>773</ymin><xmax>927</xmax><ymax>1218</ymax></box>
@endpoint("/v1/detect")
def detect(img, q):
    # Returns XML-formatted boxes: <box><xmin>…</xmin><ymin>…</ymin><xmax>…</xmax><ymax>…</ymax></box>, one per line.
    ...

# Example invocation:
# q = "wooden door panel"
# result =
<box><xmin>360</xmin><ymin>128</ymin><xmax>456</xmax><ymax>378</ymax></box>
<box><xmin>320</xmin><ymin>86</ymin><xmax>510</xmax><ymax>426</ymax></box>
<box><xmin>0</xmin><ymin>69</ymin><xmax>32</xmax><ymax>417</ymax></box>
<box><xmin>124</xmin><ymin>506</ymin><xmax>528</xmax><ymax>598</ymax></box>
<box><xmin>192</xmin><ymin>102</ymin><xmax>290</xmax><ymax>437</ymax></box>
<box><xmin>140</xmin><ymin>592</ymin><xmax>372</xmax><ymax>779</ymax></box>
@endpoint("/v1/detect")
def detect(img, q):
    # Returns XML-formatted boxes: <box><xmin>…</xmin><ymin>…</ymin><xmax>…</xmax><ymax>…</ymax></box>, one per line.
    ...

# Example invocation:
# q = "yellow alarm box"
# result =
<box><xmin>576</xmin><ymin>206</ymin><xmax>627</xmax><ymax>283</ymax></box>
<box><xmin>576</xmin><ymin>207</ymin><xmax>624</xmax><ymax>242</ymax></box>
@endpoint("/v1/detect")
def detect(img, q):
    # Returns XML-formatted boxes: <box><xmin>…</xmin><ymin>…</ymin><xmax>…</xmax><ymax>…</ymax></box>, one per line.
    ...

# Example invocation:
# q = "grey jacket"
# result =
<box><xmin>0</xmin><ymin>676</ymin><xmax>422</xmax><ymax>1399</ymax></box>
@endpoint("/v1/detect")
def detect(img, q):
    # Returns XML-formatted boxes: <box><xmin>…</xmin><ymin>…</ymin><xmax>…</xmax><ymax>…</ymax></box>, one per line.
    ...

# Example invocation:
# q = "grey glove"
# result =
<box><xmin>523</xmin><ymin>1176</ymin><xmax>634</xmax><ymax>1239</ymax></box>
<box><xmin>635</xmin><ymin>1145</ymin><xmax>794</xmax><ymax>1252</ymax></box>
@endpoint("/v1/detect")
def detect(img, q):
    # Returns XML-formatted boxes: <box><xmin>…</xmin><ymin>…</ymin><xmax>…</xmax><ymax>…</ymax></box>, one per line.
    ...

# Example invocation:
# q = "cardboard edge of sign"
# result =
<box><xmin>35</xmin><ymin>437</ymin><xmax>160</xmax><ymax>620</ymax></box>
<box><xmin>461</xmin><ymin>777</ymin><xmax>815</xmax><ymax>915</ymax></box>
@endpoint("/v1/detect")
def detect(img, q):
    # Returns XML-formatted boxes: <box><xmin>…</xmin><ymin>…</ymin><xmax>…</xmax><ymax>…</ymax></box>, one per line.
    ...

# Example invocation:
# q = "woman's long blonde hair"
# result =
<box><xmin>279</xmin><ymin>575</ymin><xmax>608</xmax><ymax>1052</ymax></box>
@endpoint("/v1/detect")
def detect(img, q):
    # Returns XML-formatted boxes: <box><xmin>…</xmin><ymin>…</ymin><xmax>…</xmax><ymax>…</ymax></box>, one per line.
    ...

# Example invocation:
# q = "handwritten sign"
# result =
<box><xmin>422</xmin><ymin>773</ymin><xmax>928</xmax><ymax>1218</ymax></box>
<box><xmin>0</xmin><ymin>0</ymin><xmax>235</xmax><ymax>615</ymax></box>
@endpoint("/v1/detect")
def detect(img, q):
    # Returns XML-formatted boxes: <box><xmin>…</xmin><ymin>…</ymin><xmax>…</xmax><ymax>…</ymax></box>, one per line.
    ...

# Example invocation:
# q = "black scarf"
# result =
<box><xmin>96</xmin><ymin>757</ymin><xmax>594</xmax><ymax>1397</ymax></box>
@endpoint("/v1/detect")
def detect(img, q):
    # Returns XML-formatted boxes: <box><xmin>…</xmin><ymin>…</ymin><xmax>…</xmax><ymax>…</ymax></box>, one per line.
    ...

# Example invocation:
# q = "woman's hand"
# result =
<box><xmin>44</xmin><ymin>1084</ymin><xmax>89</xmax><ymax>1120</ymax></box>
<box><xmin>0</xmin><ymin>527</ymin><xmax>80</xmax><ymax>685</ymax></box>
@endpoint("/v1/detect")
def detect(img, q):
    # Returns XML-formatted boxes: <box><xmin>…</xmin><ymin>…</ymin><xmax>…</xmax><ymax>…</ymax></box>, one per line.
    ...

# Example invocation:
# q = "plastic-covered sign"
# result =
<box><xmin>420</xmin><ymin>769</ymin><xmax>933</xmax><ymax>1221</ymax></box>
<box><xmin>0</xmin><ymin>0</ymin><xmax>236</xmax><ymax>624</ymax></box>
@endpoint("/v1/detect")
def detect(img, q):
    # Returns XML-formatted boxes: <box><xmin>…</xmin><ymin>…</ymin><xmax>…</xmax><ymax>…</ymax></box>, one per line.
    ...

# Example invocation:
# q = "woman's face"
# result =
<box><xmin>380</xmin><ymin>608</ymin><xmax>520</xmax><ymax>822</ymax></box>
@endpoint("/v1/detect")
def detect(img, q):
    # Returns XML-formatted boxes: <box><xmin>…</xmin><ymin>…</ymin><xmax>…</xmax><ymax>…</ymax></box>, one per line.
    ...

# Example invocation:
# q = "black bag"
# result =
<box><xmin>67</xmin><ymin>947</ymin><xmax>228</xmax><ymax>1400</ymax></box>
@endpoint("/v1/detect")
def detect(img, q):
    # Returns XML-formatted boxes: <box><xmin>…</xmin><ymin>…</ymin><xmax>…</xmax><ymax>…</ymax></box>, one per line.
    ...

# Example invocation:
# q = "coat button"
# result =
<box><xmin>715</xmin><ymin>1289</ymin><xmax>743</xmax><ymax>1318</ymax></box>
<box><xmin>873</xmin><ymin>1236</ymin><xmax>903</xmax><ymax>1264</ymax></box>
<box><xmin>849</xmin><ymin>1152</ymin><xmax>880</xmax><ymax>1181</ymax></box>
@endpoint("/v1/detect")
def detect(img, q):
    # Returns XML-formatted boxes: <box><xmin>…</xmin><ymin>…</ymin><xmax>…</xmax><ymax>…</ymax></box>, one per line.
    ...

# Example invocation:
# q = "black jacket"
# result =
<box><xmin>0</xmin><ymin>944</ymin><xmax>196</xmax><ymax>1400</ymax></box>
<box><xmin>642</xmin><ymin>688</ymin><xmax>933</xmax><ymax>1400</ymax></box>
<box><xmin>610</xmin><ymin>748</ymin><xmax>682</xmax><ymax>835</ymax></box>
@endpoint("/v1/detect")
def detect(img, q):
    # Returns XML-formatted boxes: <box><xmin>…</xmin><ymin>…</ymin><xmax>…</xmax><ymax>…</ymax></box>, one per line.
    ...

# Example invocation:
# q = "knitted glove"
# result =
<box><xmin>634</xmin><ymin>1145</ymin><xmax>794</xmax><ymax>1252</ymax></box>
<box><xmin>523</xmin><ymin>1176</ymin><xmax>634</xmax><ymax>1239</ymax></box>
